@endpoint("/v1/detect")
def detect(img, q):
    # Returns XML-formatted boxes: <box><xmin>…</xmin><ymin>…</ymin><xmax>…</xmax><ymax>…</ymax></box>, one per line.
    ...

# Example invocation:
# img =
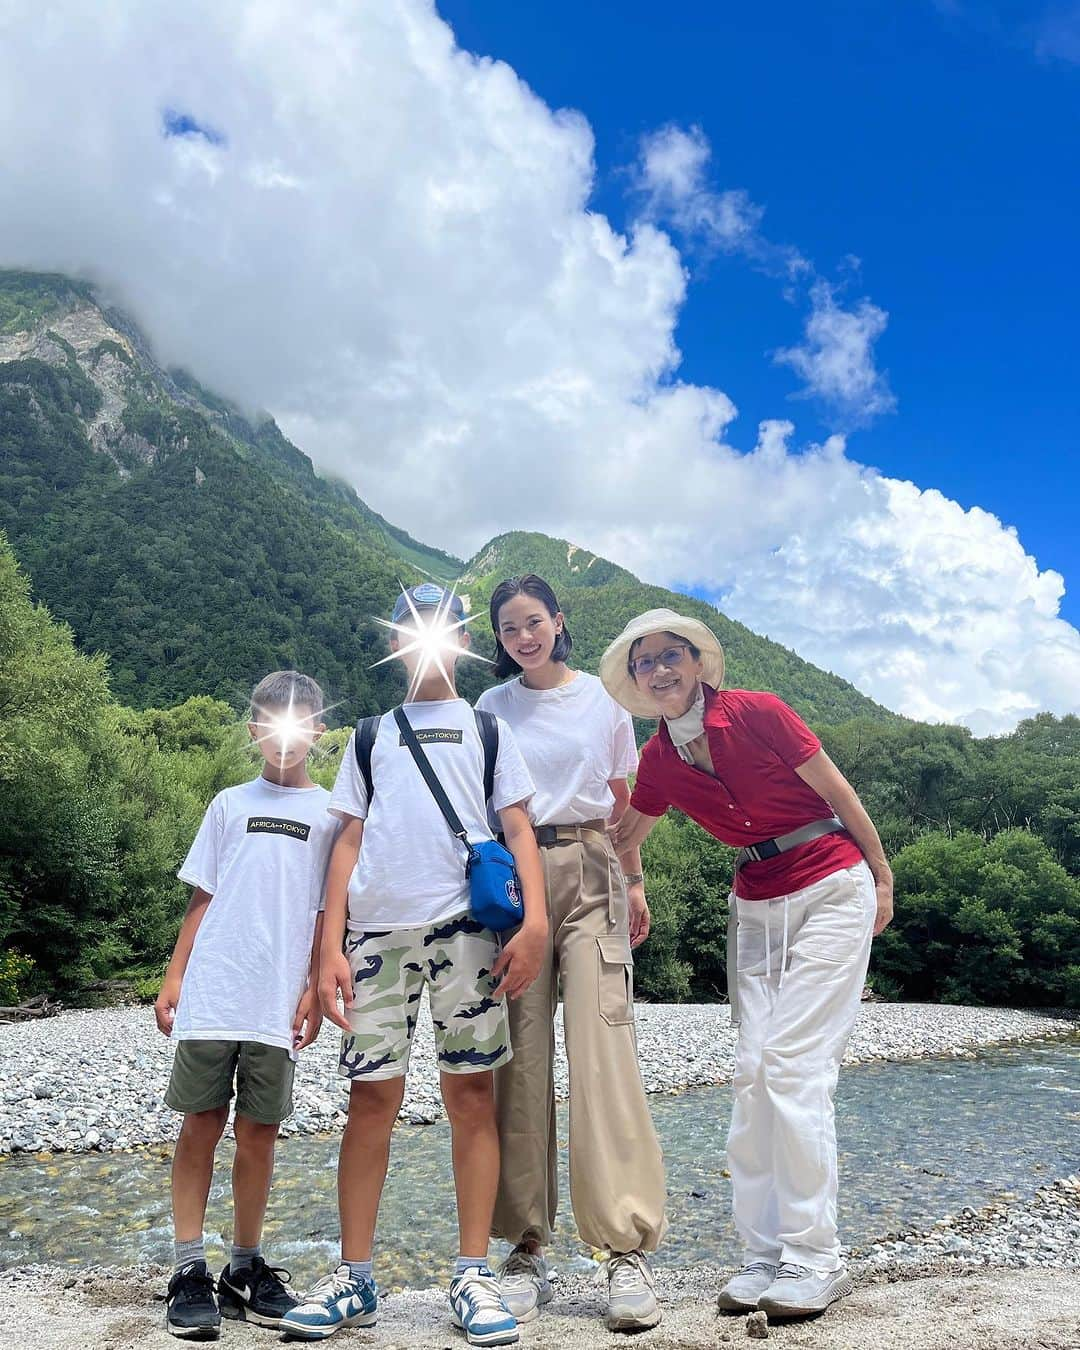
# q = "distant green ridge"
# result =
<box><xmin>463</xmin><ymin>532</ymin><xmax>896</xmax><ymax>728</ymax></box>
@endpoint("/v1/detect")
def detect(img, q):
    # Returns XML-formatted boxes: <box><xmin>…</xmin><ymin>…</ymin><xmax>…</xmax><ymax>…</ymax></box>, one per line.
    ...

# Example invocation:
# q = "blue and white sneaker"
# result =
<box><xmin>449</xmin><ymin>1266</ymin><xmax>519</xmax><ymax>1346</ymax></box>
<box><xmin>277</xmin><ymin>1264</ymin><xmax>377</xmax><ymax>1341</ymax></box>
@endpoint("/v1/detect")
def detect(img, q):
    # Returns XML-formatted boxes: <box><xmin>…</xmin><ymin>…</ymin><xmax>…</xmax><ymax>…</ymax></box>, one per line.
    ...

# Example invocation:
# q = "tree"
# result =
<box><xmin>872</xmin><ymin>829</ymin><xmax>1080</xmax><ymax>1006</ymax></box>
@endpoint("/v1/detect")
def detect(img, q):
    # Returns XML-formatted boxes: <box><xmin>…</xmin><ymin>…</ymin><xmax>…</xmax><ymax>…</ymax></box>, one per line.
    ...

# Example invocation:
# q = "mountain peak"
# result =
<box><xmin>464</xmin><ymin>530</ymin><xmax>635</xmax><ymax>592</ymax></box>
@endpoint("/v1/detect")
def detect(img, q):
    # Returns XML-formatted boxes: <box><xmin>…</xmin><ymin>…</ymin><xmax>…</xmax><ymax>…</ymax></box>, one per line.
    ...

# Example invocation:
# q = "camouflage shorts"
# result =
<box><xmin>339</xmin><ymin>912</ymin><xmax>512</xmax><ymax>1080</ymax></box>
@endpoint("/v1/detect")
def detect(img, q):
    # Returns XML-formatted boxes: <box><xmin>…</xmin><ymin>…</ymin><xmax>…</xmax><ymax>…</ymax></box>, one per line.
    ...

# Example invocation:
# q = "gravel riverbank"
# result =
<box><xmin>3</xmin><ymin>1176</ymin><xmax>1079</xmax><ymax>1350</ymax></box>
<box><xmin>0</xmin><ymin>1002</ymin><xmax>1075</xmax><ymax>1155</ymax></box>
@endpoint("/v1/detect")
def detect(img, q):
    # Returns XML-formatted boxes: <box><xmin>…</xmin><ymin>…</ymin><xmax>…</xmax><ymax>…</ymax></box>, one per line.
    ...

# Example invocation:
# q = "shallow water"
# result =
<box><xmin>1</xmin><ymin>1039</ymin><xmax>1076</xmax><ymax>1292</ymax></box>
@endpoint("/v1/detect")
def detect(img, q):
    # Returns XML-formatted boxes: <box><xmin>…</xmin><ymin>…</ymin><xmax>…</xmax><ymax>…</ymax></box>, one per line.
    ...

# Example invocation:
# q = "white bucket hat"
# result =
<box><xmin>599</xmin><ymin>607</ymin><xmax>725</xmax><ymax>719</ymax></box>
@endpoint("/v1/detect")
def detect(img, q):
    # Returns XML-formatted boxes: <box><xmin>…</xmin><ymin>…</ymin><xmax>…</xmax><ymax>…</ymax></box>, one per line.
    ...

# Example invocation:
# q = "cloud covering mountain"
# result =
<box><xmin>1</xmin><ymin>0</ymin><xmax>1077</xmax><ymax>732</ymax></box>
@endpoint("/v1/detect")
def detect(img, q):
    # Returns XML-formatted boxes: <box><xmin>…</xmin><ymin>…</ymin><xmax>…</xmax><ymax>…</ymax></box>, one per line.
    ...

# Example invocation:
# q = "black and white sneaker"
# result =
<box><xmin>217</xmin><ymin>1256</ymin><xmax>299</xmax><ymax>1328</ymax></box>
<box><xmin>166</xmin><ymin>1260</ymin><xmax>221</xmax><ymax>1340</ymax></box>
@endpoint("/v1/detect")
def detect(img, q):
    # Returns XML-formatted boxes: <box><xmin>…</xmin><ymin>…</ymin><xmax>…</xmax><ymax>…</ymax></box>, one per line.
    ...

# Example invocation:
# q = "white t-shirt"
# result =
<box><xmin>476</xmin><ymin>672</ymin><xmax>638</xmax><ymax>826</ymax></box>
<box><xmin>329</xmin><ymin>698</ymin><xmax>534</xmax><ymax>930</ymax></box>
<box><xmin>174</xmin><ymin>777</ymin><xmax>339</xmax><ymax>1055</ymax></box>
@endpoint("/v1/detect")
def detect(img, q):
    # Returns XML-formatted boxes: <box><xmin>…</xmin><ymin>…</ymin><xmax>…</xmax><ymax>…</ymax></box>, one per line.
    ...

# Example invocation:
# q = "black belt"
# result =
<box><xmin>533</xmin><ymin>820</ymin><xmax>608</xmax><ymax>847</ymax></box>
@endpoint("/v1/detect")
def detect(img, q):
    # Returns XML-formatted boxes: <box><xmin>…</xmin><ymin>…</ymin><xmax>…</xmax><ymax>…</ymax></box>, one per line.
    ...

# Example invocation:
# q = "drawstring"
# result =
<box><xmin>764</xmin><ymin>904</ymin><xmax>771</xmax><ymax>979</ymax></box>
<box><xmin>763</xmin><ymin>896</ymin><xmax>791</xmax><ymax>989</ymax></box>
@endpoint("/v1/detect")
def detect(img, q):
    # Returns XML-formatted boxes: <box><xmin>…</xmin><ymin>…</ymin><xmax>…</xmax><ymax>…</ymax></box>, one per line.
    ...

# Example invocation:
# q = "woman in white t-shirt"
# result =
<box><xmin>476</xmin><ymin>575</ymin><xmax>667</xmax><ymax>1333</ymax></box>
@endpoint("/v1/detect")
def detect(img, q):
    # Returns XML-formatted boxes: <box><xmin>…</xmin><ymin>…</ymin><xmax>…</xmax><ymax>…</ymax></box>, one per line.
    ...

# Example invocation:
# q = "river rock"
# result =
<box><xmin>0</xmin><ymin>1002</ymin><xmax>1076</xmax><ymax>1155</ymax></box>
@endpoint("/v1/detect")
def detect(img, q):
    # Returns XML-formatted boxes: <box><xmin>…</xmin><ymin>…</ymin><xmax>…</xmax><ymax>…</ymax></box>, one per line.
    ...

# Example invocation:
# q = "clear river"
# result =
<box><xmin>1</xmin><ymin>1039</ymin><xmax>1077</xmax><ymax>1291</ymax></box>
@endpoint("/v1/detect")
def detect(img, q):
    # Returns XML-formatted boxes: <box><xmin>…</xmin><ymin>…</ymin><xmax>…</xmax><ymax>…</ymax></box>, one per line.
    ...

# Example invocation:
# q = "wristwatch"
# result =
<box><xmin>623</xmin><ymin>871</ymin><xmax>644</xmax><ymax>885</ymax></box>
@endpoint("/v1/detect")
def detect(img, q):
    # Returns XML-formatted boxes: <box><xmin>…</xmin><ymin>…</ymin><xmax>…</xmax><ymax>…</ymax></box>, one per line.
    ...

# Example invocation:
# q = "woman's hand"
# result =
<box><xmin>627</xmin><ymin>882</ymin><xmax>651</xmax><ymax>948</ymax></box>
<box><xmin>491</xmin><ymin>918</ymin><xmax>548</xmax><ymax>1000</ymax></box>
<box><xmin>319</xmin><ymin>949</ymin><xmax>354</xmax><ymax>1032</ymax></box>
<box><xmin>873</xmin><ymin>871</ymin><xmax>894</xmax><ymax>936</ymax></box>
<box><xmin>153</xmin><ymin>974</ymin><xmax>182</xmax><ymax>1036</ymax></box>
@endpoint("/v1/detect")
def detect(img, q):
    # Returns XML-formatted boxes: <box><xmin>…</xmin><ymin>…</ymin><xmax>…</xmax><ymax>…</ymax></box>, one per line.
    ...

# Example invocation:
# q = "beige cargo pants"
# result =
<box><xmin>491</xmin><ymin>824</ymin><xmax>668</xmax><ymax>1254</ymax></box>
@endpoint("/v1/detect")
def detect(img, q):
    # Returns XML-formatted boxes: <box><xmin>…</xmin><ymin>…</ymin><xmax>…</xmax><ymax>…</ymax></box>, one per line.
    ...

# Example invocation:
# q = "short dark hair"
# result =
<box><xmin>627</xmin><ymin>632</ymin><xmax>700</xmax><ymax>677</ymax></box>
<box><xmin>250</xmin><ymin>670</ymin><xmax>325</xmax><ymax>719</ymax></box>
<box><xmin>489</xmin><ymin>575</ymin><xmax>573</xmax><ymax>679</ymax></box>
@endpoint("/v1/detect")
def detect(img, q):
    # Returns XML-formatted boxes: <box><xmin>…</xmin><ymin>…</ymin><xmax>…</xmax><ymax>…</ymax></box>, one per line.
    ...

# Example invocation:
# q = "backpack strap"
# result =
<box><xmin>353</xmin><ymin>714</ymin><xmax>381</xmax><ymax>804</ymax></box>
<box><xmin>393</xmin><ymin>707</ymin><xmax>470</xmax><ymax>849</ymax></box>
<box><xmin>473</xmin><ymin>709</ymin><xmax>499</xmax><ymax>804</ymax></box>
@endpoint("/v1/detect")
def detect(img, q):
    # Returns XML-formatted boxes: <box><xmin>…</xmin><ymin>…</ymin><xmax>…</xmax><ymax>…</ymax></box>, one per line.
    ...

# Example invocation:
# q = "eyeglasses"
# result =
<box><xmin>629</xmin><ymin>644</ymin><xmax>691</xmax><ymax>678</ymax></box>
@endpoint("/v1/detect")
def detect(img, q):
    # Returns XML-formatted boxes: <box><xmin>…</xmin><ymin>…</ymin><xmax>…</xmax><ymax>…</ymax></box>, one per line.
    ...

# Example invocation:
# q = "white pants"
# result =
<box><xmin>726</xmin><ymin>862</ymin><xmax>876</xmax><ymax>1273</ymax></box>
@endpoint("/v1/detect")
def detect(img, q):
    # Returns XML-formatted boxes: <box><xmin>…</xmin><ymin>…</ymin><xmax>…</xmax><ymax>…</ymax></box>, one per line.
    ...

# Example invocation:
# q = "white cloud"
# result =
<box><xmin>636</xmin><ymin>127</ymin><xmax>893</xmax><ymax>424</ymax></box>
<box><xmin>637</xmin><ymin>124</ymin><xmax>804</xmax><ymax>275</ymax></box>
<box><xmin>711</xmin><ymin>429</ymin><xmax>1080</xmax><ymax>734</ymax></box>
<box><xmin>0</xmin><ymin>0</ymin><xmax>1076</xmax><ymax>732</ymax></box>
<box><xmin>775</xmin><ymin>280</ymin><xmax>897</xmax><ymax>422</ymax></box>
<box><xmin>1035</xmin><ymin>3</ymin><xmax>1080</xmax><ymax>65</ymax></box>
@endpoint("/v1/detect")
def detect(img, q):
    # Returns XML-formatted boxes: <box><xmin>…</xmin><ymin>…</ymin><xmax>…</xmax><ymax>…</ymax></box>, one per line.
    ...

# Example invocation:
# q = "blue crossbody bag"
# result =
<box><xmin>353</xmin><ymin>707</ymin><xmax>524</xmax><ymax>932</ymax></box>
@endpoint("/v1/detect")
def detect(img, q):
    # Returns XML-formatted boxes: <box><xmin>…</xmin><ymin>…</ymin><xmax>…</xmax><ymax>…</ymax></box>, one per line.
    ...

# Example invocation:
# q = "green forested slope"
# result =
<box><xmin>0</xmin><ymin>268</ymin><xmax>1077</xmax><ymax>1008</ymax></box>
<box><xmin>0</xmin><ymin>269</ymin><xmax>892</xmax><ymax>725</ymax></box>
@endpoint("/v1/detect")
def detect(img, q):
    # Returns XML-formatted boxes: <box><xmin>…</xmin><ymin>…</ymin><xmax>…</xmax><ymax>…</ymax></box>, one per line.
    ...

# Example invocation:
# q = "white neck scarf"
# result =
<box><xmin>664</xmin><ymin>684</ymin><xmax>706</xmax><ymax>764</ymax></box>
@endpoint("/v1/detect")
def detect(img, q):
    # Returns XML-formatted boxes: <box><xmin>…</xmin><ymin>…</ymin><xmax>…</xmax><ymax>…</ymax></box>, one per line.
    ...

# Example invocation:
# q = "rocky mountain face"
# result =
<box><xmin>0</xmin><ymin>269</ymin><xmax>892</xmax><ymax>725</ymax></box>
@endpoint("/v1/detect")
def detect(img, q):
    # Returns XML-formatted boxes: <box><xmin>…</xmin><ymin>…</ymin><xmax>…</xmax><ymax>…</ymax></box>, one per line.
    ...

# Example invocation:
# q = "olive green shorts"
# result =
<box><xmin>165</xmin><ymin>1039</ymin><xmax>295</xmax><ymax>1125</ymax></box>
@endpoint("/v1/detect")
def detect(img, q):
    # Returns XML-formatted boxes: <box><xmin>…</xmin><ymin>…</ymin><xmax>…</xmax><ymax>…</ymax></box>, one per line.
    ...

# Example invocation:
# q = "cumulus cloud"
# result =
<box><xmin>711</xmin><ymin>427</ymin><xmax>1080</xmax><ymax>735</ymax></box>
<box><xmin>775</xmin><ymin>280</ymin><xmax>897</xmax><ymax>422</ymax></box>
<box><xmin>0</xmin><ymin>0</ymin><xmax>1076</xmax><ymax>731</ymax></box>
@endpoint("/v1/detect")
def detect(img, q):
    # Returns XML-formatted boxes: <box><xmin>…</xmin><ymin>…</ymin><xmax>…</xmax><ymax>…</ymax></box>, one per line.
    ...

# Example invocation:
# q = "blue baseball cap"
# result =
<box><xmin>391</xmin><ymin>583</ymin><xmax>466</xmax><ymax>625</ymax></box>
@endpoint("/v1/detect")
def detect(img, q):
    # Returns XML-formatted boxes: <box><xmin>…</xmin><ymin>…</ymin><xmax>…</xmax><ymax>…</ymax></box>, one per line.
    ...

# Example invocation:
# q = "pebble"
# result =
<box><xmin>0</xmin><ymin>1002</ymin><xmax>1074</xmax><ymax>1156</ymax></box>
<box><xmin>850</xmin><ymin>1174</ymin><xmax>1080</xmax><ymax>1272</ymax></box>
<box><xmin>746</xmin><ymin>1309</ymin><xmax>769</xmax><ymax>1338</ymax></box>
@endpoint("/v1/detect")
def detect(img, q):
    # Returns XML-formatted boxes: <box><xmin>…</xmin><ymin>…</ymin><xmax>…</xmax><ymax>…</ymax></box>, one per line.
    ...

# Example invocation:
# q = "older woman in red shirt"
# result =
<box><xmin>603</xmin><ymin>608</ymin><xmax>893</xmax><ymax>1321</ymax></box>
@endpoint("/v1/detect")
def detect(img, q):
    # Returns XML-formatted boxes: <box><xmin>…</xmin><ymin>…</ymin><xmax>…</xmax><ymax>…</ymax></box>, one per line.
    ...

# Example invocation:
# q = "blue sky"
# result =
<box><xmin>443</xmin><ymin>0</ymin><xmax>1080</xmax><ymax>620</ymax></box>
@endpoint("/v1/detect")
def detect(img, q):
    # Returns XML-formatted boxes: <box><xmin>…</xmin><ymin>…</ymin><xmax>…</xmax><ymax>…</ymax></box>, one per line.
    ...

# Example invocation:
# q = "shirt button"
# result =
<box><xmin>728</xmin><ymin>804</ymin><xmax>734</xmax><ymax>810</ymax></box>
<box><xmin>744</xmin><ymin>821</ymin><xmax>752</xmax><ymax>826</ymax></box>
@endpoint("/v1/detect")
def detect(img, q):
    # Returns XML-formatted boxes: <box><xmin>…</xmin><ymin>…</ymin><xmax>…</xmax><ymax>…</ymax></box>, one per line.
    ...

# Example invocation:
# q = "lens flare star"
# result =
<box><xmin>371</xmin><ymin>584</ymin><xmax>490</xmax><ymax>700</ymax></box>
<box><xmin>250</xmin><ymin>688</ymin><xmax>337</xmax><ymax>768</ymax></box>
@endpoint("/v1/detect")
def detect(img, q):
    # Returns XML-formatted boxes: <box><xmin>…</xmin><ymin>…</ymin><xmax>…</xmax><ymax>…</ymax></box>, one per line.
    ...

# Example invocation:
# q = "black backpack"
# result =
<box><xmin>353</xmin><ymin>708</ymin><xmax>499</xmax><ymax>805</ymax></box>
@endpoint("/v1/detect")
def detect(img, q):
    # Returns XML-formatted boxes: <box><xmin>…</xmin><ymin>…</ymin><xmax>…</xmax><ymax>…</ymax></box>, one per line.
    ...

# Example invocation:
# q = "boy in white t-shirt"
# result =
<box><xmin>281</xmin><ymin>585</ymin><xmax>547</xmax><ymax>1348</ymax></box>
<box><xmin>154</xmin><ymin>671</ymin><xmax>338</xmax><ymax>1340</ymax></box>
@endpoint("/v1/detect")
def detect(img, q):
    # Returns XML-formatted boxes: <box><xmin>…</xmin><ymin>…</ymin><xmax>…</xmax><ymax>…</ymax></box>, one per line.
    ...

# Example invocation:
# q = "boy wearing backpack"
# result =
<box><xmin>281</xmin><ymin>585</ymin><xmax>547</xmax><ymax>1346</ymax></box>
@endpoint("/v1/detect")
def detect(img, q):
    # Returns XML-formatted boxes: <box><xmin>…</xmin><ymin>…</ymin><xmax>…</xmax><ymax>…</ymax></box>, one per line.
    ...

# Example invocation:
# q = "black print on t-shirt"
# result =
<box><xmin>398</xmin><ymin>729</ymin><xmax>463</xmax><ymax>746</ymax></box>
<box><xmin>246</xmin><ymin>816</ymin><xmax>312</xmax><ymax>841</ymax></box>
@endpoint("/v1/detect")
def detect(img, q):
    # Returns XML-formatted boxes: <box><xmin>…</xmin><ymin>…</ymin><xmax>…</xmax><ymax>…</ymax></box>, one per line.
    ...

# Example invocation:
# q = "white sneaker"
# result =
<box><xmin>278</xmin><ymin>1264</ymin><xmax>378</xmax><ymax>1340</ymax></box>
<box><xmin>716</xmin><ymin>1261</ymin><xmax>778</xmax><ymax>1312</ymax></box>
<box><xmin>603</xmin><ymin>1251</ymin><xmax>661</xmax><ymax>1332</ymax></box>
<box><xmin>497</xmin><ymin>1244</ymin><xmax>553</xmax><ymax>1323</ymax></box>
<box><xmin>449</xmin><ymin>1267</ymin><xmax>519</xmax><ymax>1346</ymax></box>
<box><xmin>758</xmin><ymin>1262</ymin><xmax>854</xmax><ymax>1317</ymax></box>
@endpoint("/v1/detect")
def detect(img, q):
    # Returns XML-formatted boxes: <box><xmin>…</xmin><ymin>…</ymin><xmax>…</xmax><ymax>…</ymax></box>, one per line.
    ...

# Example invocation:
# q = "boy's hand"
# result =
<box><xmin>153</xmin><ymin>977</ymin><xmax>180</xmax><ymax>1036</ymax></box>
<box><xmin>319</xmin><ymin>950</ymin><xmax>354</xmax><ymax>1032</ymax></box>
<box><xmin>153</xmin><ymin>975</ymin><xmax>181</xmax><ymax>1036</ymax></box>
<box><xmin>293</xmin><ymin>987</ymin><xmax>323</xmax><ymax>1051</ymax></box>
<box><xmin>491</xmin><ymin>919</ymin><xmax>547</xmax><ymax>1000</ymax></box>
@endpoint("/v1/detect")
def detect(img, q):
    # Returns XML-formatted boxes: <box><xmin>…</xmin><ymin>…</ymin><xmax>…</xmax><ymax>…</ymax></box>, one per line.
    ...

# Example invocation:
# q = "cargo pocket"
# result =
<box><xmin>597</xmin><ymin>934</ymin><xmax>635</xmax><ymax>1026</ymax></box>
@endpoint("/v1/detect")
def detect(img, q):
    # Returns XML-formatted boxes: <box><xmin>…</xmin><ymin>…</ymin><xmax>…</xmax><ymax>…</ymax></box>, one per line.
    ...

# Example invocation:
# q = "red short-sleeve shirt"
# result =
<box><xmin>630</xmin><ymin>686</ymin><xmax>863</xmax><ymax>900</ymax></box>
